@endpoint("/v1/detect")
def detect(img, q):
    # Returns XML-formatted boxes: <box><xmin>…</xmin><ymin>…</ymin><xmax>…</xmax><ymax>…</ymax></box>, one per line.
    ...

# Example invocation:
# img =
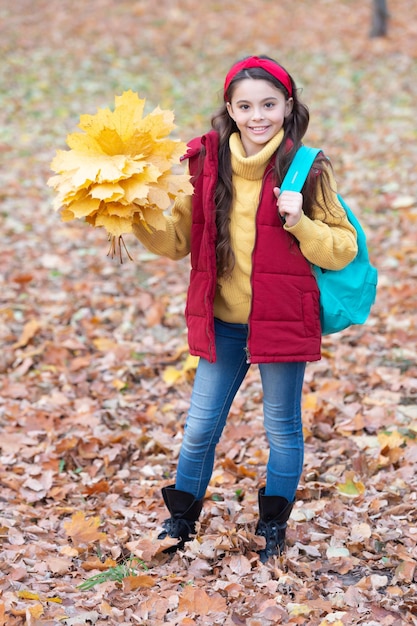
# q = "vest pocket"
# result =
<box><xmin>302</xmin><ymin>291</ymin><xmax>320</xmax><ymax>337</ymax></box>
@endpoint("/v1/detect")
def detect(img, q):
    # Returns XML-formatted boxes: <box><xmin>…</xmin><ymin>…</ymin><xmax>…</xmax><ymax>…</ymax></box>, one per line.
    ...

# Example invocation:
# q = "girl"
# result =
<box><xmin>132</xmin><ymin>55</ymin><xmax>358</xmax><ymax>562</ymax></box>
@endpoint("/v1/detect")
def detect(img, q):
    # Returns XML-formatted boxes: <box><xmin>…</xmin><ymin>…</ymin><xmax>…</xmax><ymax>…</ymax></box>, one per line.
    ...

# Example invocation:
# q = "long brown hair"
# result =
<box><xmin>211</xmin><ymin>55</ymin><xmax>335</xmax><ymax>279</ymax></box>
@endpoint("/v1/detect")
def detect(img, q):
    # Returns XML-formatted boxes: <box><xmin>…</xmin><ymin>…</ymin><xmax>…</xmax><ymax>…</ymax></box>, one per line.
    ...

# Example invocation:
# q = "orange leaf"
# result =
<box><xmin>222</xmin><ymin>458</ymin><xmax>257</xmax><ymax>479</ymax></box>
<box><xmin>303</xmin><ymin>393</ymin><xmax>319</xmax><ymax>411</ymax></box>
<box><xmin>81</xmin><ymin>557</ymin><xmax>117</xmax><ymax>571</ymax></box>
<box><xmin>63</xmin><ymin>511</ymin><xmax>107</xmax><ymax>546</ymax></box>
<box><xmin>122</xmin><ymin>574</ymin><xmax>156</xmax><ymax>591</ymax></box>
<box><xmin>12</xmin><ymin>273</ymin><xmax>34</xmax><ymax>285</ymax></box>
<box><xmin>28</xmin><ymin>604</ymin><xmax>44</xmax><ymax>619</ymax></box>
<box><xmin>83</xmin><ymin>479</ymin><xmax>110</xmax><ymax>495</ymax></box>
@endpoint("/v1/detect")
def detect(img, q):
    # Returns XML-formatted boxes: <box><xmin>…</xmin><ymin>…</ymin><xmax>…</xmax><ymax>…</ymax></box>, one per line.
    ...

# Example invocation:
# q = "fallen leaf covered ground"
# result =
<box><xmin>1</xmin><ymin>1</ymin><xmax>416</xmax><ymax>624</ymax></box>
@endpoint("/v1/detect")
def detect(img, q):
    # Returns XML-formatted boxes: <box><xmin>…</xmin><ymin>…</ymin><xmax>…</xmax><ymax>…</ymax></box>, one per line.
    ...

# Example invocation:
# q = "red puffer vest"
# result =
<box><xmin>181</xmin><ymin>130</ymin><xmax>322</xmax><ymax>364</ymax></box>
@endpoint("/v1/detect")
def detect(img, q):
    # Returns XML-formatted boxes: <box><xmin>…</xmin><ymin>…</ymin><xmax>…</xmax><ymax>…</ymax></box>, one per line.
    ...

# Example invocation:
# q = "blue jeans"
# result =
<box><xmin>175</xmin><ymin>319</ymin><xmax>306</xmax><ymax>502</ymax></box>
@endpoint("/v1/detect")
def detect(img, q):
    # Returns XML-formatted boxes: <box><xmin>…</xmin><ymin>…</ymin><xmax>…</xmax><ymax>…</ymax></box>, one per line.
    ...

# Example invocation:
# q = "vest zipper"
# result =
<box><xmin>205</xmin><ymin>292</ymin><xmax>215</xmax><ymax>363</ymax></box>
<box><xmin>245</xmin><ymin>164</ymin><xmax>275</xmax><ymax>364</ymax></box>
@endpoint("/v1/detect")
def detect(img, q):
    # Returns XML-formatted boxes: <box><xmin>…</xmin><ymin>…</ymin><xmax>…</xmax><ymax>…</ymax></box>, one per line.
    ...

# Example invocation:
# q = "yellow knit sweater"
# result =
<box><xmin>132</xmin><ymin>132</ymin><xmax>358</xmax><ymax>324</ymax></box>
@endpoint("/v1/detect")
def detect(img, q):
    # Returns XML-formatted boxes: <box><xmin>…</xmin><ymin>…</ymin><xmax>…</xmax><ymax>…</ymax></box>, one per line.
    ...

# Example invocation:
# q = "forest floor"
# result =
<box><xmin>1</xmin><ymin>0</ymin><xmax>417</xmax><ymax>624</ymax></box>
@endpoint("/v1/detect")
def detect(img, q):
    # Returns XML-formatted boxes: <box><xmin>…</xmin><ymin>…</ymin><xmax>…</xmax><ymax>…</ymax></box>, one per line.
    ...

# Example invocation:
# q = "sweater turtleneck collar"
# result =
<box><xmin>229</xmin><ymin>129</ymin><xmax>284</xmax><ymax>181</ymax></box>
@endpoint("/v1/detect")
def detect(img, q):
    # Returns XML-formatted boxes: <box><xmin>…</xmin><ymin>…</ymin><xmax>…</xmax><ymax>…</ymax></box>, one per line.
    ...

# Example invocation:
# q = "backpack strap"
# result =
<box><xmin>280</xmin><ymin>146</ymin><xmax>321</xmax><ymax>192</ymax></box>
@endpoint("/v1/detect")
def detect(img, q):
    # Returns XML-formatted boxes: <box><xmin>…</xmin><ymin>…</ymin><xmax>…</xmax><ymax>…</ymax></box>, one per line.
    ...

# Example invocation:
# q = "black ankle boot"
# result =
<box><xmin>255</xmin><ymin>487</ymin><xmax>294</xmax><ymax>563</ymax></box>
<box><xmin>158</xmin><ymin>484</ymin><xmax>203</xmax><ymax>553</ymax></box>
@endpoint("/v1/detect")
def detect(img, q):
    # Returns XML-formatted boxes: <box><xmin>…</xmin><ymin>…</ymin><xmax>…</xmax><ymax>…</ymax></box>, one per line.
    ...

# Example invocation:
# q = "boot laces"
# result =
<box><xmin>256</xmin><ymin>520</ymin><xmax>286</xmax><ymax>553</ymax></box>
<box><xmin>161</xmin><ymin>517</ymin><xmax>195</xmax><ymax>540</ymax></box>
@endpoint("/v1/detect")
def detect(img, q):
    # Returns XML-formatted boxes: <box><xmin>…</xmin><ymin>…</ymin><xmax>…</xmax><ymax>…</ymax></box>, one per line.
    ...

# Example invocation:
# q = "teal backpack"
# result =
<box><xmin>281</xmin><ymin>146</ymin><xmax>378</xmax><ymax>335</ymax></box>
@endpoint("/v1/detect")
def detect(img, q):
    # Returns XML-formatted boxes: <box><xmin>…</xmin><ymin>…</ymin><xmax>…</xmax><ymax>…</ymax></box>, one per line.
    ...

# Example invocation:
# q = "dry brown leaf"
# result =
<box><xmin>45</xmin><ymin>556</ymin><xmax>72</xmax><ymax>575</ymax></box>
<box><xmin>12</xmin><ymin>319</ymin><xmax>41</xmax><ymax>349</ymax></box>
<box><xmin>3</xmin><ymin>2</ymin><xmax>417</xmax><ymax>625</ymax></box>
<box><xmin>228</xmin><ymin>554</ymin><xmax>252</xmax><ymax>576</ymax></box>
<box><xmin>178</xmin><ymin>586</ymin><xmax>227</xmax><ymax>616</ymax></box>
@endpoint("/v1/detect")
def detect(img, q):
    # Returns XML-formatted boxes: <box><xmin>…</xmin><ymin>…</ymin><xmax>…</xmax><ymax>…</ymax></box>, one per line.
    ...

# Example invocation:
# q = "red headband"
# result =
<box><xmin>224</xmin><ymin>56</ymin><xmax>293</xmax><ymax>99</ymax></box>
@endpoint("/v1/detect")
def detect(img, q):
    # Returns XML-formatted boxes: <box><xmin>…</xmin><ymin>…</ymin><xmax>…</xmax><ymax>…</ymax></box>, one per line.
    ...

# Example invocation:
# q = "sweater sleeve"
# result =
<box><xmin>284</xmin><ymin>168</ymin><xmax>358</xmax><ymax>270</ymax></box>
<box><xmin>131</xmin><ymin>194</ymin><xmax>193</xmax><ymax>260</ymax></box>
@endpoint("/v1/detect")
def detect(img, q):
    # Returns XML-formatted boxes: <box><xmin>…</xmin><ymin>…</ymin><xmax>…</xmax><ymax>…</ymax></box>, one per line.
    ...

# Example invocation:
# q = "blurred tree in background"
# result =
<box><xmin>370</xmin><ymin>0</ymin><xmax>389</xmax><ymax>36</ymax></box>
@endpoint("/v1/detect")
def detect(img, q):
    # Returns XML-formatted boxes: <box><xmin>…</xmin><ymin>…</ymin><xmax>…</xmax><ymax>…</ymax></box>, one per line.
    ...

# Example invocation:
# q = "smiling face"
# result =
<box><xmin>226</xmin><ymin>78</ymin><xmax>293</xmax><ymax>156</ymax></box>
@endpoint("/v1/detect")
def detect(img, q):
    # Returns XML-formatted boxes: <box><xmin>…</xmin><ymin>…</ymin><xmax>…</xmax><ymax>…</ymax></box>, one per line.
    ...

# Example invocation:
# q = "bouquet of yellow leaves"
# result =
<box><xmin>48</xmin><ymin>90</ymin><xmax>193</xmax><ymax>261</ymax></box>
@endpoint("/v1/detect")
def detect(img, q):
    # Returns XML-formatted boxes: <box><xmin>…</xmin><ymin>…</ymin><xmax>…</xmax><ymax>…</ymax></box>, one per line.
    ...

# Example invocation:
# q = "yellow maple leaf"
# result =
<box><xmin>63</xmin><ymin>511</ymin><xmax>107</xmax><ymax>546</ymax></box>
<box><xmin>163</xmin><ymin>171</ymin><xmax>194</xmax><ymax>195</ymax></box>
<box><xmin>66</xmin><ymin>132</ymin><xmax>107</xmax><ymax>154</ymax></box>
<box><xmin>63</xmin><ymin>197</ymin><xmax>101</xmax><ymax>220</ymax></box>
<box><xmin>89</xmin><ymin>182</ymin><xmax>125</xmax><ymax>202</ymax></box>
<box><xmin>94</xmin><ymin>212</ymin><xmax>133</xmax><ymax>238</ymax></box>
<box><xmin>142</xmin><ymin>106</ymin><xmax>176</xmax><ymax>137</ymax></box>
<box><xmin>48</xmin><ymin>91</ymin><xmax>193</xmax><ymax>260</ymax></box>
<box><xmin>162</xmin><ymin>353</ymin><xmax>199</xmax><ymax>386</ymax></box>
<box><xmin>78</xmin><ymin>90</ymin><xmax>146</xmax><ymax>143</ymax></box>
<box><xmin>183</xmin><ymin>354</ymin><xmax>199</xmax><ymax>371</ymax></box>
<box><xmin>147</xmin><ymin>185</ymin><xmax>172</xmax><ymax>211</ymax></box>
<box><xmin>140</xmin><ymin>205</ymin><xmax>168</xmax><ymax>231</ymax></box>
<box><xmin>119</xmin><ymin>166</ymin><xmax>161</xmax><ymax>204</ymax></box>
<box><xmin>162</xmin><ymin>366</ymin><xmax>184</xmax><ymax>386</ymax></box>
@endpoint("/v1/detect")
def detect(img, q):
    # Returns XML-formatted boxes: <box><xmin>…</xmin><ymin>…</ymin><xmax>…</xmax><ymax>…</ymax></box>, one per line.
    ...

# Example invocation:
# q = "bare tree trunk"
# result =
<box><xmin>370</xmin><ymin>0</ymin><xmax>389</xmax><ymax>37</ymax></box>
